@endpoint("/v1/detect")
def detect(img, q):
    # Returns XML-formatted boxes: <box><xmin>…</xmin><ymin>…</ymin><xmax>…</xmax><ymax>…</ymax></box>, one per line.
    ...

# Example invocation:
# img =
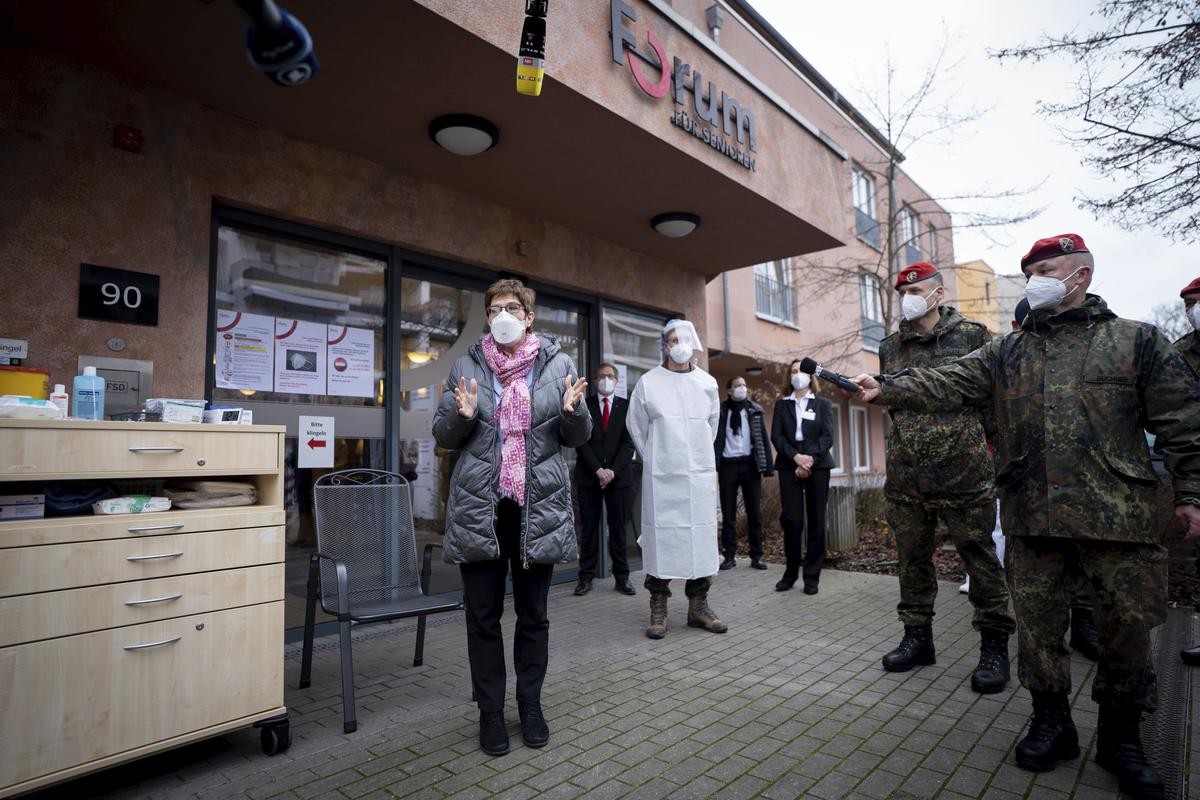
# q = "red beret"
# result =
<box><xmin>1020</xmin><ymin>233</ymin><xmax>1089</xmax><ymax>270</ymax></box>
<box><xmin>895</xmin><ymin>262</ymin><xmax>939</xmax><ymax>289</ymax></box>
<box><xmin>1181</xmin><ymin>276</ymin><xmax>1200</xmax><ymax>298</ymax></box>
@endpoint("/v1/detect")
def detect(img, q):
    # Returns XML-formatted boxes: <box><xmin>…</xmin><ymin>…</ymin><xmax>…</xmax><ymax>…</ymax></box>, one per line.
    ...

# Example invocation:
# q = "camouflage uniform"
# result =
<box><xmin>1175</xmin><ymin>330</ymin><xmax>1200</xmax><ymax>380</ymax></box>
<box><xmin>877</xmin><ymin>295</ymin><xmax>1200</xmax><ymax>710</ymax></box>
<box><xmin>879</xmin><ymin>306</ymin><xmax>1015</xmax><ymax>636</ymax></box>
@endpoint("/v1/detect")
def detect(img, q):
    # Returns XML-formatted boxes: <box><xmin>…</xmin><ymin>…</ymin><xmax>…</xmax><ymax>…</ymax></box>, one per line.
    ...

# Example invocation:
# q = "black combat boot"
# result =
<box><xmin>479</xmin><ymin>709</ymin><xmax>510</xmax><ymax>756</ymax></box>
<box><xmin>1015</xmin><ymin>690</ymin><xmax>1079</xmax><ymax>772</ymax></box>
<box><xmin>1095</xmin><ymin>705</ymin><xmax>1165</xmax><ymax>800</ymax></box>
<box><xmin>881</xmin><ymin>625</ymin><xmax>936</xmax><ymax>672</ymax></box>
<box><xmin>1069</xmin><ymin>608</ymin><xmax>1100</xmax><ymax>661</ymax></box>
<box><xmin>971</xmin><ymin>630</ymin><xmax>1011</xmax><ymax>694</ymax></box>
<box><xmin>518</xmin><ymin>701</ymin><xmax>550</xmax><ymax>748</ymax></box>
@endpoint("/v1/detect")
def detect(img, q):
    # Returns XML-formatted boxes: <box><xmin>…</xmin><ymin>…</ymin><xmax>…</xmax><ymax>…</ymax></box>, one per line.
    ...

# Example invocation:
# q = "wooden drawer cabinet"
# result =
<box><xmin>0</xmin><ymin>420</ymin><xmax>288</xmax><ymax>798</ymax></box>
<box><xmin>0</xmin><ymin>602</ymin><xmax>284</xmax><ymax>790</ymax></box>
<box><xmin>0</xmin><ymin>563</ymin><xmax>284</xmax><ymax>646</ymax></box>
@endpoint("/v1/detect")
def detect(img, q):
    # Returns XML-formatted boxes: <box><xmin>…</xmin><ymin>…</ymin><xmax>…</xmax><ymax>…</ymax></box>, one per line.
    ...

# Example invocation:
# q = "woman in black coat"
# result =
<box><xmin>770</xmin><ymin>359</ymin><xmax>835</xmax><ymax>594</ymax></box>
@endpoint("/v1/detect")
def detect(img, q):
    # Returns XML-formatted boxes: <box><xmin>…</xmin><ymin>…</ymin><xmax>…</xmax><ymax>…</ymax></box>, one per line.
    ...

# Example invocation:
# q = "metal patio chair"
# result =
<box><xmin>300</xmin><ymin>469</ymin><xmax>463</xmax><ymax>734</ymax></box>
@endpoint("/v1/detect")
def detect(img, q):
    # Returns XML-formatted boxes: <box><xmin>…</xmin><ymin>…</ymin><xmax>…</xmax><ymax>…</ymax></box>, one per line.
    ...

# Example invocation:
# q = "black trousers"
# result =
<box><xmin>459</xmin><ymin>498</ymin><xmax>553</xmax><ymax>712</ymax></box>
<box><xmin>577</xmin><ymin>482</ymin><xmax>631</xmax><ymax>580</ymax></box>
<box><xmin>778</xmin><ymin>467</ymin><xmax>831</xmax><ymax>588</ymax></box>
<box><xmin>718</xmin><ymin>458</ymin><xmax>763</xmax><ymax>559</ymax></box>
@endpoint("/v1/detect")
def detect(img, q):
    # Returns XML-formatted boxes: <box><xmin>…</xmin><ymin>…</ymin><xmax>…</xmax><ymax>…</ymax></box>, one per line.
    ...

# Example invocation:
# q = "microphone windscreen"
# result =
<box><xmin>798</xmin><ymin>357</ymin><xmax>818</xmax><ymax>375</ymax></box>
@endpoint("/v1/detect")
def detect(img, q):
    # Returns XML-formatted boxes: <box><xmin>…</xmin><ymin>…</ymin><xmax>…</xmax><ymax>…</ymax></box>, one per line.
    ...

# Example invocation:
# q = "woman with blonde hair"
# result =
<box><xmin>770</xmin><ymin>359</ymin><xmax>835</xmax><ymax>594</ymax></box>
<box><xmin>433</xmin><ymin>278</ymin><xmax>589</xmax><ymax>756</ymax></box>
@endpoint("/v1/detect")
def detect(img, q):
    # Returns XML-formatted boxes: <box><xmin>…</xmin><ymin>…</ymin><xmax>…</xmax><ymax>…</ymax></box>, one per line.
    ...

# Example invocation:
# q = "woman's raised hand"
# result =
<box><xmin>455</xmin><ymin>376</ymin><xmax>479</xmax><ymax>418</ymax></box>
<box><xmin>562</xmin><ymin>376</ymin><xmax>587</xmax><ymax>413</ymax></box>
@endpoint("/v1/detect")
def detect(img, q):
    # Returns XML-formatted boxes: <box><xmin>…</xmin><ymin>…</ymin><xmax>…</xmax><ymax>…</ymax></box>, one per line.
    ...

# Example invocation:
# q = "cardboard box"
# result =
<box><xmin>0</xmin><ymin>503</ymin><xmax>44</xmax><ymax>520</ymax></box>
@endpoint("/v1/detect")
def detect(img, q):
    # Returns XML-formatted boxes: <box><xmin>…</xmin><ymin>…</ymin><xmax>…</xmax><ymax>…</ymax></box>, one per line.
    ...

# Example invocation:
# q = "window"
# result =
<box><xmin>898</xmin><ymin>207</ymin><xmax>921</xmax><ymax>265</ymax></box>
<box><xmin>754</xmin><ymin>260</ymin><xmax>796</xmax><ymax>325</ymax></box>
<box><xmin>858</xmin><ymin>272</ymin><xmax>884</xmax><ymax>350</ymax></box>
<box><xmin>852</xmin><ymin>166</ymin><xmax>880</xmax><ymax>249</ymax></box>
<box><xmin>927</xmin><ymin>223</ymin><xmax>938</xmax><ymax>265</ymax></box>
<box><xmin>829</xmin><ymin>404</ymin><xmax>844</xmax><ymax>474</ymax></box>
<box><xmin>984</xmin><ymin>281</ymin><xmax>991</xmax><ymax>304</ymax></box>
<box><xmin>851</xmin><ymin>406</ymin><xmax>870</xmax><ymax>471</ymax></box>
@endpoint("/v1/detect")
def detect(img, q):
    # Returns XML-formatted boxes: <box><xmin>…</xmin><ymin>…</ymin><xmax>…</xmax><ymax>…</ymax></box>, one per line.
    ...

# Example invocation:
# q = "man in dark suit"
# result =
<box><xmin>713</xmin><ymin>376</ymin><xmax>774</xmax><ymax>570</ymax></box>
<box><xmin>771</xmin><ymin>364</ymin><xmax>836</xmax><ymax>594</ymax></box>
<box><xmin>574</xmin><ymin>362</ymin><xmax>637</xmax><ymax>596</ymax></box>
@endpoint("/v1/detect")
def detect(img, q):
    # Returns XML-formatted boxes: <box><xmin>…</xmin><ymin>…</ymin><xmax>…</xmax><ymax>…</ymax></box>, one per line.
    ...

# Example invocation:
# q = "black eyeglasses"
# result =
<box><xmin>486</xmin><ymin>303</ymin><xmax>526</xmax><ymax>318</ymax></box>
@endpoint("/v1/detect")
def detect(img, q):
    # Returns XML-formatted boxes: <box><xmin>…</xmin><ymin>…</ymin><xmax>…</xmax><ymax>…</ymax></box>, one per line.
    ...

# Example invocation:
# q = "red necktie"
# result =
<box><xmin>602</xmin><ymin>397</ymin><xmax>610</xmax><ymax>431</ymax></box>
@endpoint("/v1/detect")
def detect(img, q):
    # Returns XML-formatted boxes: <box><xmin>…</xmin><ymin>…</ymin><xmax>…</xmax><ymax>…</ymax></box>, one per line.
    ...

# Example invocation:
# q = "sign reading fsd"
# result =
<box><xmin>610</xmin><ymin>0</ymin><xmax>757</xmax><ymax>171</ymax></box>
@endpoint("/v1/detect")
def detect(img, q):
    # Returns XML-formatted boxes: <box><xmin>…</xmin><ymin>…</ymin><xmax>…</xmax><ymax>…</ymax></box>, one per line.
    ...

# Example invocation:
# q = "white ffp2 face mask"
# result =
<box><xmin>731</xmin><ymin>386</ymin><xmax>748</xmax><ymax>401</ymax></box>
<box><xmin>668</xmin><ymin>343</ymin><xmax>693</xmax><ymax>365</ymax></box>
<box><xmin>596</xmin><ymin>377</ymin><xmax>616</xmax><ymax>396</ymax></box>
<box><xmin>791</xmin><ymin>372</ymin><xmax>811</xmax><ymax>391</ymax></box>
<box><xmin>901</xmin><ymin>290</ymin><xmax>936</xmax><ymax>322</ymax></box>
<box><xmin>1025</xmin><ymin>267</ymin><xmax>1083</xmax><ymax>311</ymax></box>
<box><xmin>1189</xmin><ymin>305</ymin><xmax>1200</xmax><ymax>332</ymax></box>
<box><xmin>489</xmin><ymin>311</ymin><xmax>525</xmax><ymax>345</ymax></box>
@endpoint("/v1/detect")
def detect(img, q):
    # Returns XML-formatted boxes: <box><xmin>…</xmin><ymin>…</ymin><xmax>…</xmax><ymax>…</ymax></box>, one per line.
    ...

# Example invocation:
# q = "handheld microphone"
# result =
<box><xmin>236</xmin><ymin>0</ymin><xmax>319</xmax><ymax>87</ymax></box>
<box><xmin>516</xmin><ymin>0</ymin><xmax>548</xmax><ymax>96</ymax></box>
<box><xmin>799</xmin><ymin>357</ymin><xmax>862</xmax><ymax>393</ymax></box>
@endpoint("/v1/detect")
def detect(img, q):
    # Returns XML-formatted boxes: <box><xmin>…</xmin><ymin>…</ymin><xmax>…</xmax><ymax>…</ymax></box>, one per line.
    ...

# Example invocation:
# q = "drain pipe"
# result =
<box><xmin>710</xmin><ymin>271</ymin><xmax>732</xmax><ymax>359</ymax></box>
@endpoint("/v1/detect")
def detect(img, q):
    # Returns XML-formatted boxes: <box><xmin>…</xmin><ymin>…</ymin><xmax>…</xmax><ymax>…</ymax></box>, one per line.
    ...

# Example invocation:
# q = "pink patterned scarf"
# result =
<box><xmin>481</xmin><ymin>332</ymin><xmax>540</xmax><ymax>505</ymax></box>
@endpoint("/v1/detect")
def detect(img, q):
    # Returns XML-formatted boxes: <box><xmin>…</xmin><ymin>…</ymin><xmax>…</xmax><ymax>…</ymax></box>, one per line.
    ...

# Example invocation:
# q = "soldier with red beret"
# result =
<box><xmin>877</xmin><ymin>261</ymin><xmax>1015</xmax><ymax>694</ymax></box>
<box><xmin>1176</xmin><ymin>277</ymin><xmax>1200</xmax><ymax>669</ymax></box>
<box><xmin>852</xmin><ymin>234</ymin><xmax>1200</xmax><ymax>798</ymax></box>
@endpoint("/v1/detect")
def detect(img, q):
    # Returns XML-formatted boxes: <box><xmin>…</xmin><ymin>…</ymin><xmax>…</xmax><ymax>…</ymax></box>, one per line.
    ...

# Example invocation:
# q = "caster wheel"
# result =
<box><xmin>260</xmin><ymin>721</ymin><xmax>292</xmax><ymax>755</ymax></box>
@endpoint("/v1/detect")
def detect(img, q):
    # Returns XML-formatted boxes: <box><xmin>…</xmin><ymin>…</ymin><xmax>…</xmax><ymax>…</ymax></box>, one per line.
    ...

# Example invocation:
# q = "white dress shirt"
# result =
<box><xmin>786</xmin><ymin>391</ymin><xmax>815</xmax><ymax>442</ymax></box>
<box><xmin>722</xmin><ymin>408</ymin><xmax>752</xmax><ymax>458</ymax></box>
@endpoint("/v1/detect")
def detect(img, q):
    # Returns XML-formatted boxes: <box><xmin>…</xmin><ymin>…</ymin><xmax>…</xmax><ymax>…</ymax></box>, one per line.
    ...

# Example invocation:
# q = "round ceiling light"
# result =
<box><xmin>428</xmin><ymin>114</ymin><xmax>500</xmax><ymax>156</ymax></box>
<box><xmin>650</xmin><ymin>212</ymin><xmax>701</xmax><ymax>238</ymax></box>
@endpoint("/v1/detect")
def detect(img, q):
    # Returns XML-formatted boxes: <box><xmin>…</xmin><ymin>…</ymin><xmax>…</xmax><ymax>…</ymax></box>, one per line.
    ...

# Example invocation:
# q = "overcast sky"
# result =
<box><xmin>751</xmin><ymin>0</ymin><xmax>1197</xmax><ymax>326</ymax></box>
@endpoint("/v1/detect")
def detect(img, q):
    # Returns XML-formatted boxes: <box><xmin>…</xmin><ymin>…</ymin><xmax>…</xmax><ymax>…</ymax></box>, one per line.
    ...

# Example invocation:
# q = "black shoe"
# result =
<box><xmin>882</xmin><ymin>625</ymin><xmax>936</xmax><ymax>672</ymax></box>
<box><xmin>1095</xmin><ymin>705</ymin><xmax>1165</xmax><ymax>799</ymax></box>
<box><xmin>615</xmin><ymin>577</ymin><xmax>636</xmax><ymax>595</ymax></box>
<box><xmin>1182</xmin><ymin>645</ymin><xmax>1200</xmax><ymax>666</ymax></box>
<box><xmin>719</xmin><ymin>556</ymin><xmax>736</xmax><ymax>570</ymax></box>
<box><xmin>1069</xmin><ymin>608</ymin><xmax>1100</xmax><ymax>662</ymax></box>
<box><xmin>750</xmin><ymin>558</ymin><xmax>768</xmax><ymax>570</ymax></box>
<box><xmin>971</xmin><ymin>631</ymin><xmax>1011</xmax><ymax>694</ymax></box>
<box><xmin>1015</xmin><ymin>690</ymin><xmax>1079</xmax><ymax>772</ymax></box>
<box><xmin>518</xmin><ymin>702</ymin><xmax>550</xmax><ymax>748</ymax></box>
<box><xmin>803</xmin><ymin>584</ymin><xmax>818</xmax><ymax>595</ymax></box>
<box><xmin>573</xmin><ymin>578</ymin><xmax>592</xmax><ymax>596</ymax></box>
<box><xmin>479</xmin><ymin>710</ymin><xmax>510</xmax><ymax>756</ymax></box>
<box><xmin>775</xmin><ymin>577</ymin><xmax>796</xmax><ymax>592</ymax></box>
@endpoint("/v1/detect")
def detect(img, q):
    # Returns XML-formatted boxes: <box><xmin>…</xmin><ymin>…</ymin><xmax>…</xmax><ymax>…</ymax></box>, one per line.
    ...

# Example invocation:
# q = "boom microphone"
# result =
<box><xmin>799</xmin><ymin>357</ymin><xmax>861</xmax><ymax>393</ymax></box>
<box><xmin>516</xmin><ymin>0</ymin><xmax>549</xmax><ymax>96</ymax></box>
<box><xmin>236</xmin><ymin>0</ymin><xmax>319</xmax><ymax>87</ymax></box>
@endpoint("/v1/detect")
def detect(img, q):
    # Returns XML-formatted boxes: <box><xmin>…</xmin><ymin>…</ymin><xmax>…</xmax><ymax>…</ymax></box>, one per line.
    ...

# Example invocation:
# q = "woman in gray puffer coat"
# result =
<box><xmin>432</xmin><ymin>278</ymin><xmax>590</xmax><ymax>758</ymax></box>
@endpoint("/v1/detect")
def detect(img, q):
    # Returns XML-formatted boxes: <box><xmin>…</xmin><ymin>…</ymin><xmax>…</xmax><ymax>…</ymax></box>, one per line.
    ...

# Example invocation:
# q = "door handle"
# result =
<box><xmin>126</xmin><ymin>551</ymin><xmax>184</xmax><ymax>562</ymax></box>
<box><xmin>123</xmin><ymin>635</ymin><xmax>182</xmax><ymax>651</ymax></box>
<box><xmin>125</xmin><ymin>593</ymin><xmax>184</xmax><ymax>606</ymax></box>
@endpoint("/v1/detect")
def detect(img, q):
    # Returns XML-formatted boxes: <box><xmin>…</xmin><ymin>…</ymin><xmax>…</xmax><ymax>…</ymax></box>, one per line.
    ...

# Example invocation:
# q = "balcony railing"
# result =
<box><xmin>755</xmin><ymin>273</ymin><xmax>796</xmax><ymax>325</ymax></box>
<box><xmin>855</xmin><ymin>208</ymin><xmax>881</xmax><ymax>250</ymax></box>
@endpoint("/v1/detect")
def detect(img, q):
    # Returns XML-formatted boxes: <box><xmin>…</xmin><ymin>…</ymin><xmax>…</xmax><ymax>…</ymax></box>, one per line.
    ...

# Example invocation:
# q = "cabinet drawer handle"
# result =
<box><xmin>125</xmin><ymin>592</ymin><xmax>184</xmax><ymax>606</ymax></box>
<box><xmin>123</xmin><ymin>635</ymin><xmax>182</xmax><ymax>651</ymax></box>
<box><xmin>126</xmin><ymin>551</ymin><xmax>184</xmax><ymax>562</ymax></box>
<box><xmin>128</xmin><ymin>446</ymin><xmax>184</xmax><ymax>453</ymax></box>
<box><xmin>127</xmin><ymin>523</ymin><xmax>185</xmax><ymax>533</ymax></box>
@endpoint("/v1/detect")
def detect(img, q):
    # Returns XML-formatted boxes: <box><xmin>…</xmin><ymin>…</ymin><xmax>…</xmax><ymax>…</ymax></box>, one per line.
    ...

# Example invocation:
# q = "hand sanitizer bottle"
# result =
<box><xmin>72</xmin><ymin>367</ymin><xmax>105</xmax><ymax>420</ymax></box>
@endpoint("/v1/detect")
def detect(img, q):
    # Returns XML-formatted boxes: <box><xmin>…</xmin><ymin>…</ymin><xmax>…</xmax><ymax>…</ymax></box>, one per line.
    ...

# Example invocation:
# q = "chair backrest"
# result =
<box><xmin>312</xmin><ymin>469</ymin><xmax>421</xmax><ymax>612</ymax></box>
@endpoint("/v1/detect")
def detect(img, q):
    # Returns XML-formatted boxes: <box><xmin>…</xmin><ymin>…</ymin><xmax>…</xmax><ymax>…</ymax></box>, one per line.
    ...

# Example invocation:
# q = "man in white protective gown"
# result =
<box><xmin>627</xmin><ymin>319</ymin><xmax>728</xmax><ymax>639</ymax></box>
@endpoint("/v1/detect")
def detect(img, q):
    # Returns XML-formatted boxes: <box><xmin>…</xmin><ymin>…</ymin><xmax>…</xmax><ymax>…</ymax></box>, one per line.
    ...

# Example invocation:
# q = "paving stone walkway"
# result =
<box><xmin>28</xmin><ymin>565</ymin><xmax>1197</xmax><ymax>800</ymax></box>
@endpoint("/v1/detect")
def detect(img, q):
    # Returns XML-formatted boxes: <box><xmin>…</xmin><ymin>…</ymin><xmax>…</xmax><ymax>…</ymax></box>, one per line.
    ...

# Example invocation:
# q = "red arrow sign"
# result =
<box><xmin>308</xmin><ymin>438</ymin><xmax>327</xmax><ymax>449</ymax></box>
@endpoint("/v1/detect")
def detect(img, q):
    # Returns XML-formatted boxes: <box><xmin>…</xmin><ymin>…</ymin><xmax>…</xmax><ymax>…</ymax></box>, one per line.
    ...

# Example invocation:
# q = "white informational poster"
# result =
<box><xmin>299</xmin><ymin>415</ymin><xmax>335</xmax><ymax>468</ymax></box>
<box><xmin>274</xmin><ymin>318</ymin><xmax>327</xmax><ymax>394</ymax></box>
<box><xmin>215</xmin><ymin>311</ymin><xmax>274</xmax><ymax>391</ymax></box>
<box><xmin>614</xmin><ymin>364</ymin><xmax>629</xmax><ymax>399</ymax></box>
<box><xmin>326</xmin><ymin>325</ymin><xmax>375</xmax><ymax>398</ymax></box>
